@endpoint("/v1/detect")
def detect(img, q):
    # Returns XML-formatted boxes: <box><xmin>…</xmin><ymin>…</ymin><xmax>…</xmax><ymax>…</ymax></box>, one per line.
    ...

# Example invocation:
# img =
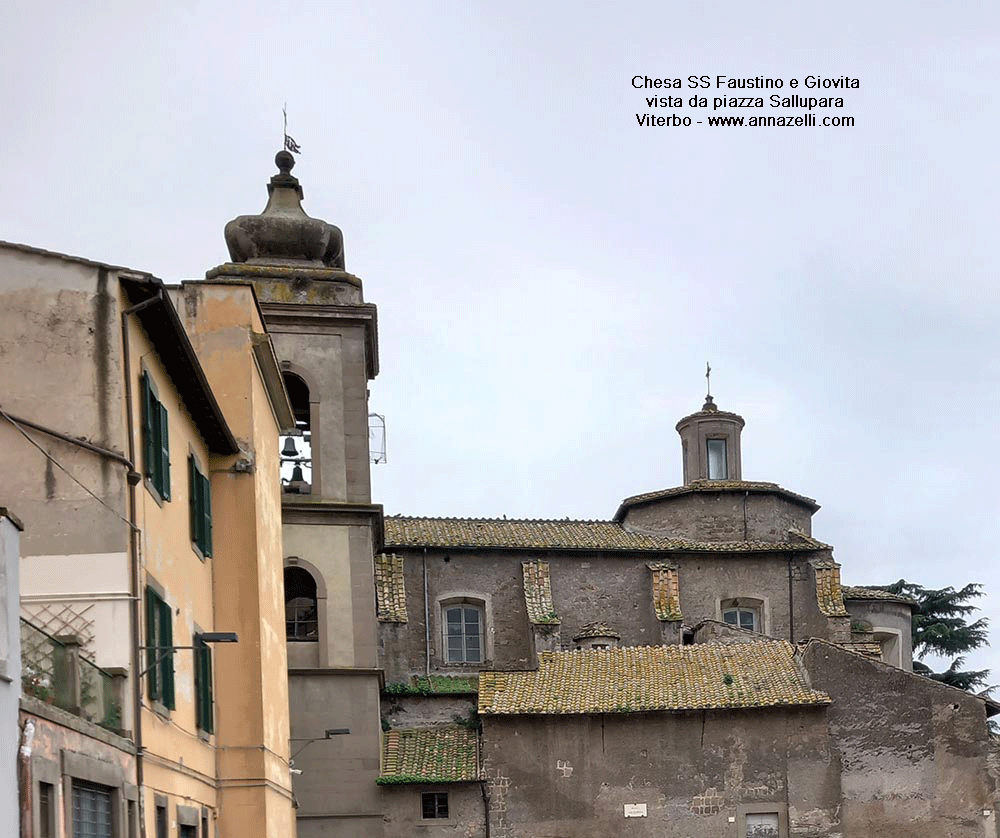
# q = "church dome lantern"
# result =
<box><xmin>675</xmin><ymin>393</ymin><xmax>745</xmax><ymax>485</ymax></box>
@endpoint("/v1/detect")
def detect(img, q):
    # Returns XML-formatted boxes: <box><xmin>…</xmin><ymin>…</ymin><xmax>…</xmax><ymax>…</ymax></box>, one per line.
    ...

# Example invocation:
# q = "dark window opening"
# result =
<box><xmin>155</xmin><ymin>805</ymin><xmax>167</xmax><ymax>838</ymax></box>
<box><xmin>72</xmin><ymin>781</ymin><xmax>113</xmax><ymax>838</ymax></box>
<box><xmin>39</xmin><ymin>782</ymin><xmax>55</xmax><ymax>838</ymax></box>
<box><xmin>284</xmin><ymin>567</ymin><xmax>318</xmax><ymax>640</ymax></box>
<box><xmin>422</xmin><ymin>792</ymin><xmax>449</xmax><ymax>819</ymax></box>
<box><xmin>281</xmin><ymin>373</ymin><xmax>312</xmax><ymax>489</ymax></box>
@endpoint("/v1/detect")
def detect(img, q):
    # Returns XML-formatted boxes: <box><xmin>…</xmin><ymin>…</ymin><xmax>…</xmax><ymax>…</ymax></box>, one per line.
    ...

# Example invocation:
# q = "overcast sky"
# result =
<box><xmin>3</xmin><ymin>1</ymin><xmax>998</xmax><ymax>681</ymax></box>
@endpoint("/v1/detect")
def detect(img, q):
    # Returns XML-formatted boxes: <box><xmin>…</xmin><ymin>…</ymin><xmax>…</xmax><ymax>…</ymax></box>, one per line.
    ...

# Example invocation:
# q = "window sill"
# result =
<box><xmin>144</xmin><ymin>479</ymin><xmax>167</xmax><ymax>507</ymax></box>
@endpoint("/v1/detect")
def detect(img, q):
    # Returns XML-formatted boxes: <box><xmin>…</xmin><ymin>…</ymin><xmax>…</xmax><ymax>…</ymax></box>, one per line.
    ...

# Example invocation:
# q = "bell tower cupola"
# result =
<box><xmin>675</xmin><ymin>393</ymin><xmax>745</xmax><ymax>485</ymax></box>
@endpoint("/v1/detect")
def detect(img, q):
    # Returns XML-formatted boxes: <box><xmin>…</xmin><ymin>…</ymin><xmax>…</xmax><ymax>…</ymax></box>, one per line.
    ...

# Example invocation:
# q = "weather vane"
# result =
<box><xmin>705</xmin><ymin>362</ymin><xmax>712</xmax><ymax>398</ymax></box>
<box><xmin>283</xmin><ymin>103</ymin><xmax>302</xmax><ymax>154</ymax></box>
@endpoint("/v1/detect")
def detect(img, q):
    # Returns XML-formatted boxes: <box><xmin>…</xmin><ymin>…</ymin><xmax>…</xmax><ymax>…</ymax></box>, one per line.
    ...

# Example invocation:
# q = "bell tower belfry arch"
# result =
<box><xmin>207</xmin><ymin>150</ymin><xmax>384</xmax><ymax>838</ymax></box>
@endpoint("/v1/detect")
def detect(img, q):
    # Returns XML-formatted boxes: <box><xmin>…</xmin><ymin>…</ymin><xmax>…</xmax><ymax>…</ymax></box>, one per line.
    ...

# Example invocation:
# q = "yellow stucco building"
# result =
<box><xmin>0</xmin><ymin>242</ymin><xmax>297</xmax><ymax>838</ymax></box>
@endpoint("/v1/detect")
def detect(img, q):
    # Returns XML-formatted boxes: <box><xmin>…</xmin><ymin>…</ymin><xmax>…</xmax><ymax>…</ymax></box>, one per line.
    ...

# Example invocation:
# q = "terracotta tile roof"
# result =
<box><xmin>615</xmin><ymin>480</ymin><xmax>820</xmax><ymax>520</ymax></box>
<box><xmin>841</xmin><ymin>586</ymin><xmax>917</xmax><ymax>607</ymax></box>
<box><xmin>522</xmin><ymin>561</ymin><xmax>559</xmax><ymax>624</ymax></box>
<box><xmin>374</xmin><ymin>554</ymin><xmax>407</xmax><ymax>623</ymax></box>
<box><xmin>478</xmin><ymin>641</ymin><xmax>831</xmax><ymax>715</ymax></box>
<box><xmin>573</xmin><ymin>621</ymin><xmax>621</xmax><ymax>641</ymax></box>
<box><xmin>648</xmin><ymin>562</ymin><xmax>683</xmax><ymax>621</ymax></box>
<box><xmin>811</xmin><ymin>559</ymin><xmax>849</xmax><ymax>617</ymax></box>
<box><xmin>383</xmin><ymin>516</ymin><xmax>828</xmax><ymax>554</ymax></box>
<box><xmin>838</xmin><ymin>641</ymin><xmax>883</xmax><ymax>660</ymax></box>
<box><xmin>378</xmin><ymin>727</ymin><xmax>479</xmax><ymax>784</ymax></box>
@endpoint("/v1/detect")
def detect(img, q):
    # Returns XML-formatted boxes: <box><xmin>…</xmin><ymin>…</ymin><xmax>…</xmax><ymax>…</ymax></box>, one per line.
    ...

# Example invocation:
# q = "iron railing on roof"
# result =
<box><xmin>20</xmin><ymin>617</ymin><xmax>124</xmax><ymax>733</ymax></box>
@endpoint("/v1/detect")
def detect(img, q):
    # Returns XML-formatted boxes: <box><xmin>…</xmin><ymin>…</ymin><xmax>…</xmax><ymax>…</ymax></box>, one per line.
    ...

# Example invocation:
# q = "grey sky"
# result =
<box><xmin>3</xmin><ymin>1</ymin><xmax>998</xmax><ymax>680</ymax></box>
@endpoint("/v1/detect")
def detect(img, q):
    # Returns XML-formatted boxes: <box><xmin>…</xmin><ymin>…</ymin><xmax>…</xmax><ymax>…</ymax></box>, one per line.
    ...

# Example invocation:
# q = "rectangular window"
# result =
<box><xmin>746</xmin><ymin>812</ymin><xmax>780</xmax><ymax>837</ymax></box>
<box><xmin>39</xmin><ymin>782</ymin><xmax>55</xmax><ymax>838</ymax></box>
<box><xmin>445</xmin><ymin>606</ymin><xmax>483</xmax><ymax>663</ymax></box>
<box><xmin>180</xmin><ymin>827</ymin><xmax>197</xmax><ymax>838</ymax></box>
<box><xmin>145</xmin><ymin>586</ymin><xmax>175</xmax><ymax>709</ymax></box>
<box><xmin>141</xmin><ymin>372</ymin><xmax>171</xmax><ymax>500</ymax></box>
<box><xmin>155</xmin><ymin>804</ymin><xmax>167</xmax><ymax>838</ymax></box>
<box><xmin>706</xmin><ymin>438</ymin><xmax>728</xmax><ymax>479</ymax></box>
<box><xmin>72</xmin><ymin>781</ymin><xmax>113</xmax><ymax>838</ymax></box>
<box><xmin>194</xmin><ymin>634</ymin><xmax>214</xmax><ymax>734</ymax></box>
<box><xmin>188</xmin><ymin>456</ymin><xmax>213</xmax><ymax>557</ymax></box>
<box><xmin>421</xmin><ymin>792</ymin><xmax>449</xmax><ymax>819</ymax></box>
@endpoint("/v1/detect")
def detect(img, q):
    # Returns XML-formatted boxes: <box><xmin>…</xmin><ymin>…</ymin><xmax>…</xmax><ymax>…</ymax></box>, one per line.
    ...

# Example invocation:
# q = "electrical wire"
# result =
<box><xmin>0</xmin><ymin>406</ymin><xmax>138</xmax><ymax>532</ymax></box>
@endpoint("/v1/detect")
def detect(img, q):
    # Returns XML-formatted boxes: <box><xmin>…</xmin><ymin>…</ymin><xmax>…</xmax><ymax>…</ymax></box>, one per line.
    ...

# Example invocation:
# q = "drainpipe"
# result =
<box><xmin>422</xmin><ymin>548</ymin><xmax>431</xmax><ymax>676</ymax></box>
<box><xmin>121</xmin><ymin>291</ymin><xmax>161</xmax><ymax>838</ymax></box>
<box><xmin>787</xmin><ymin>554</ymin><xmax>795</xmax><ymax>644</ymax></box>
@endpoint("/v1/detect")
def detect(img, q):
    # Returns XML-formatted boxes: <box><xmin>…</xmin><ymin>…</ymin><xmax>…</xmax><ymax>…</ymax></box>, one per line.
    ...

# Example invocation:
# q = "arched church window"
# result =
<box><xmin>284</xmin><ymin>566</ymin><xmax>318</xmax><ymax>640</ymax></box>
<box><xmin>443</xmin><ymin>603</ymin><xmax>484</xmax><ymax>664</ymax></box>
<box><xmin>281</xmin><ymin>373</ymin><xmax>312</xmax><ymax>491</ymax></box>
<box><xmin>721</xmin><ymin>597</ymin><xmax>764</xmax><ymax>633</ymax></box>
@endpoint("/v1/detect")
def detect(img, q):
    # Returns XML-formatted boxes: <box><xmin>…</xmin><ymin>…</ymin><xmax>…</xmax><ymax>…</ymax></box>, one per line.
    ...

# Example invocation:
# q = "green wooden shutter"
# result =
<box><xmin>141</xmin><ymin>374</ymin><xmax>155</xmax><ymax>478</ymax></box>
<box><xmin>201</xmin><ymin>471</ymin><xmax>212</xmax><ymax>557</ymax></box>
<box><xmin>188</xmin><ymin>456</ymin><xmax>197</xmax><ymax>545</ymax></box>
<box><xmin>203</xmin><ymin>641</ymin><xmax>214</xmax><ymax>733</ymax></box>
<box><xmin>195</xmin><ymin>638</ymin><xmax>214</xmax><ymax>733</ymax></box>
<box><xmin>145</xmin><ymin>586</ymin><xmax>159</xmax><ymax>701</ymax></box>
<box><xmin>160</xmin><ymin>599</ymin><xmax>175</xmax><ymax>709</ymax></box>
<box><xmin>158</xmin><ymin>402</ymin><xmax>171</xmax><ymax>500</ymax></box>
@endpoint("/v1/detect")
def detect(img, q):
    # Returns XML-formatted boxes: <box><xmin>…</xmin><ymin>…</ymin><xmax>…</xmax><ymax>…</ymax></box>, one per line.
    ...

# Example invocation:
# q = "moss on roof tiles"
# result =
<box><xmin>523</xmin><ymin>561</ymin><xmax>559</xmax><ymax>624</ymax></box>
<box><xmin>478</xmin><ymin>641</ymin><xmax>830</xmax><ymax>715</ymax></box>
<box><xmin>811</xmin><ymin>559</ymin><xmax>849</xmax><ymax>617</ymax></box>
<box><xmin>374</xmin><ymin>554</ymin><xmax>407</xmax><ymax>623</ymax></box>
<box><xmin>383</xmin><ymin>516</ymin><xmax>828</xmax><ymax>554</ymax></box>
<box><xmin>648</xmin><ymin>562</ymin><xmax>683</xmax><ymax>621</ymax></box>
<box><xmin>378</xmin><ymin>727</ymin><xmax>479</xmax><ymax>784</ymax></box>
<box><xmin>841</xmin><ymin>585</ymin><xmax>917</xmax><ymax>607</ymax></box>
<box><xmin>615</xmin><ymin>480</ymin><xmax>820</xmax><ymax>520</ymax></box>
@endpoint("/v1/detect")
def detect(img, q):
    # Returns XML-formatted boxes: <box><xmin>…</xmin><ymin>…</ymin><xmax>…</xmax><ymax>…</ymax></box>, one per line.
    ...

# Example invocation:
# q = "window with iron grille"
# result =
<box><xmin>194</xmin><ymin>634</ymin><xmax>214</xmax><ymax>734</ymax></box>
<box><xmin>146</xmin><ymin>585</ymin><xmax>175</xmax><ymax>709</ymax></box>
<box><xmin>39</xmin><ymin>782</ymin><xmax>55</xmax><ymax>838</ymax></box>
<box><xmin>72</xmin><ymin>781</ymin><xmax>113</xmax><ymax>838</ymax></box>
<box><xmin>421</xmin><ymin>792</ymin><xmax>449</xmax><ymax>819</ymax></box>
<box><xmin>188</xmin><ymin>456</ymin><xmax>212</xmax><ymax>557</ymax></box>
<box><xmin>284</xmin><ymin>567</ymin><xmax>318</xmax><ymax>640</ymax></box>
<box><xmin>141</xmin><ymin>371</ymin><xmax>171</xmax><ymax>500</ymax></box>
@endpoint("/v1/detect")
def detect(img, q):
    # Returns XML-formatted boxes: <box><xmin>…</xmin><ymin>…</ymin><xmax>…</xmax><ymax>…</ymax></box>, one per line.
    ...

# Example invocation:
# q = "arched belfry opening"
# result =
<box><xmin>284</xmin><ymin>566</ymin><xmax>318</xmax><ymax>641</ymax></box>
<box><xmin>281</xmin><ymin>372</ymin><xmax>313</xmax><ymax>492</ymax></box>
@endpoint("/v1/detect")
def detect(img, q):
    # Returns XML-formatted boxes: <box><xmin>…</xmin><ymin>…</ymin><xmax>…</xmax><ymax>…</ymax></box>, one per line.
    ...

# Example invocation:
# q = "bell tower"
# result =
<box><xmin>207</xmin><ymin>150</ymin><xmax>383</xmax><ymax>838</ymax></box>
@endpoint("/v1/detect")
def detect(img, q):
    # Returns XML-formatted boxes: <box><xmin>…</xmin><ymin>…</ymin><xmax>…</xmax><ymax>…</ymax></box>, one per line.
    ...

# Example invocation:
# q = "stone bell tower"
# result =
<box><xmin>208</xmin><ymin>150</ymin><xmax>384</xmax><ymax>838</ymax></box>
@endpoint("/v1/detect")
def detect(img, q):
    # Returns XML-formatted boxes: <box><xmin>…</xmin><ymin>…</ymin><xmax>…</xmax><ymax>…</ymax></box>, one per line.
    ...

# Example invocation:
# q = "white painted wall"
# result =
<box><xmin>0</xmin><ymin>511</ymin><xmax>23</xmax><ymax>833</ymax></box>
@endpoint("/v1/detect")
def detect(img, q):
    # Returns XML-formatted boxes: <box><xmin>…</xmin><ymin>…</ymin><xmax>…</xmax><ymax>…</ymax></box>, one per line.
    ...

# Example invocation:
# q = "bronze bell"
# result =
<box><xmin>291</xmin><ymin>465</ymin><xmax>305</xmax><ymax>483</ymax></box>
<box><xmin>281</xmin><ymin>437</ymin><xmax>298</xmax><ymax>458</ymax></box>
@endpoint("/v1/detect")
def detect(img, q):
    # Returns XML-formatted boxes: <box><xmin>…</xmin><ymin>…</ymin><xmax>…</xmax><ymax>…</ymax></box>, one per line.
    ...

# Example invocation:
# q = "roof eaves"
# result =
<box><xmin>121</xmin><ymin>275</ymin><xmax>239</xmax><ymax>456</ymax></box>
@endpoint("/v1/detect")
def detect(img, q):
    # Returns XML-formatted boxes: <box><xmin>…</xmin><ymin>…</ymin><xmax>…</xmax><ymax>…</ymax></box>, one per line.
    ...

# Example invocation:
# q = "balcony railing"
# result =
<box><xmin>20</xmin><ymin>618</ymin><xmax>125</xmax><ymax>734</ymax></box>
